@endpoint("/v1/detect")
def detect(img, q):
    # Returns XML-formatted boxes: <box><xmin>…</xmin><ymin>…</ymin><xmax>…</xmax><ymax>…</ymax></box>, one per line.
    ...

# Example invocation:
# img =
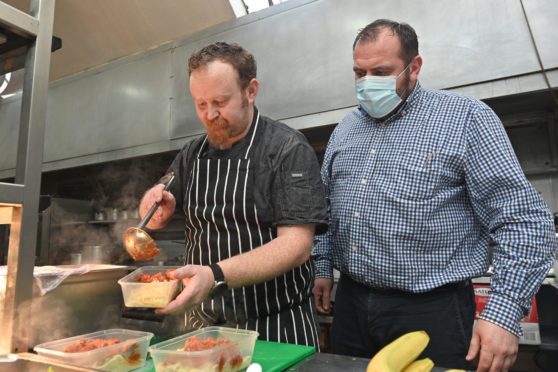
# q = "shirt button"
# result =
<box><xmin>370</xmin><ymin>149</ymin><xmax>376</xmax><ymax>155</ymax></box>
<box><xmin>352</xmin><ymin>245</ymin><xmax>357</xmax><ymax>251</ymax></box>
<box><xmin>361</xmin><ymin>178</ymin><xmax>367</xmax><ymax>185</ymax></box>
<box><xmin>354</xmin><ymin>212</ymin><xmax>360</xmax><ymax>218</ymax></box>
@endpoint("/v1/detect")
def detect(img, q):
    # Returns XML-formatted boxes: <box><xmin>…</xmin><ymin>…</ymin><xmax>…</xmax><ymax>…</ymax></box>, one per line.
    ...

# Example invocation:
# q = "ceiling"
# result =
<box><xmin>3</xmin><ymin>0</ymin><xmax>235</xmax><ymax>82</ymax></box>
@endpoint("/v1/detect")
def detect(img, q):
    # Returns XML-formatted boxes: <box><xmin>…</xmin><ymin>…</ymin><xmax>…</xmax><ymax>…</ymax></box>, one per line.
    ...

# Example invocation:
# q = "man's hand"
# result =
<box><xmin>466</xmin><ymin>319</ymin><xmax>519</xmax><ymax>372</ymax></box>
<box><xmin>139</xmin><ymin>184</ymin><xmax>176</xmax><ymax>229</ymax></box>
<box><xmin>156</xmin><ymin>265</ymin><xmax>214</xmax><ymax>314</ymax></box>
<box><xmin>312</xmin><ymin>277</ymin><xmax>333</xmax><ymax>314</ymax></box>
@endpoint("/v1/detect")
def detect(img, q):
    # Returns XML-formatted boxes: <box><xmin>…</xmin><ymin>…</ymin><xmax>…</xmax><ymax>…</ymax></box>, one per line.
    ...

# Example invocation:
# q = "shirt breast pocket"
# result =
<box><xmin>329</xmin><ymin>145</ymin><xmax>363</xmax><ymax>185</ymax></box>
<box><xmin>383</xmin><ymin>150</ymin><xmax>443</xmax><ymax>201</ymax></box>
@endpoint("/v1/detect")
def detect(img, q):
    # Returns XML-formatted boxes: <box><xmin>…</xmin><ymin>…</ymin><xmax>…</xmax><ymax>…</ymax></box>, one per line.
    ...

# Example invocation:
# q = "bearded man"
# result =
<box><xmin>138</xmin><ymin>42</ymin><xmax>328</xmax><ymax>348</ymax></box>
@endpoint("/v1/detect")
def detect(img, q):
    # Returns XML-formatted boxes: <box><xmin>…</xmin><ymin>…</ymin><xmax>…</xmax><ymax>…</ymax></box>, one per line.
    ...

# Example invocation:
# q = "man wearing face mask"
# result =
<box><xmin>312</xmin><ymin>19</ymin><xmax>556</xmax><ymax>371</ymax></box>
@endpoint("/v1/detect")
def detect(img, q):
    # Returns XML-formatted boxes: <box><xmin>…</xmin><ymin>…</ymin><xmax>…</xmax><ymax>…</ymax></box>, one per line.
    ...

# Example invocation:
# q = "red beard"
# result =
<box><xmin>205</xmin><ymin>97</ymin><xmax>250</xmax><ymax>149</ymax></box>
<box><xmin>206</xmin><ymin>118</ymin><xmax>233</xmax><ymax>149</ymax></box>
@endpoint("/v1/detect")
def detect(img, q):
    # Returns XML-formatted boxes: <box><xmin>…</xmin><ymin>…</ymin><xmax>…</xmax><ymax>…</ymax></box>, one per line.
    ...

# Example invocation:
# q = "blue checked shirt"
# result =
<box><xmin>312</xmin><ymin>82</ymin><xmax>557</xmax><ymax>336</ymax></box>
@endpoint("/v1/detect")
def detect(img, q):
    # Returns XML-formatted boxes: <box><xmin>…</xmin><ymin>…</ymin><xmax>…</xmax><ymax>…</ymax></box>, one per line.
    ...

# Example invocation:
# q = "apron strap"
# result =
<box><xmin>244</xmin><ymin>111</ymin><xmax>260</xmax><ymax>159</ymax></box>
<box><xmin>196</xmin><ymin>136</ymin><xmax>208</xmax><ymax>158</ymax></box>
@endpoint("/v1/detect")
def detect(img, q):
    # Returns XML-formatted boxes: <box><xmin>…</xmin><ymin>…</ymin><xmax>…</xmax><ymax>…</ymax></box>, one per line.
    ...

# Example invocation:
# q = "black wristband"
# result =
<box><xmin>209</xmin><ymin>263</ymin><xmax>225</xmax><ymax>282</ymax></box>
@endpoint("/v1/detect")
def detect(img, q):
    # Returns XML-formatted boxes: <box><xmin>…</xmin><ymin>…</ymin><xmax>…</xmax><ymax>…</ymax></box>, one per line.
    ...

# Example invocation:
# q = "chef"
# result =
<box><xmin>138</xmin><ymin>41</ymin><xmax>328</xmax><ymax>348</ymax></box>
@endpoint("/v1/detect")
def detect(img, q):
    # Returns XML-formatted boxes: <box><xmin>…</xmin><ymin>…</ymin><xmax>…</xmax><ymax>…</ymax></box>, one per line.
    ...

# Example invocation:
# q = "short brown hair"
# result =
<box><xmin>188</xmin><ymin>42</ymin><xmax>257</xmax><ymax>89</ymax></box>
<box><xmin>353</xmin><ymin>19</ymin><xmax>419</xmax><ymax>65</ymax></box>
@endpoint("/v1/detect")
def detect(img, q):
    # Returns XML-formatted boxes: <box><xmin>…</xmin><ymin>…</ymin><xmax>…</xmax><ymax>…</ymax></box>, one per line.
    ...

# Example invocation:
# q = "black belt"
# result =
<box><xmin>344</xmin><ymin>274</ymin><xmax>471</xmax><ymax>296</ymax></box>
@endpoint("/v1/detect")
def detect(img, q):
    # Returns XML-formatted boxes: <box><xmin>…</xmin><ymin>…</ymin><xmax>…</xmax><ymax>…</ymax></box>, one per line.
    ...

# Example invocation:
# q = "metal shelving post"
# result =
<box><xmin>0</xmin><ymin>0</ymin><xmax>55</xmax><ymax>353</ymax></box>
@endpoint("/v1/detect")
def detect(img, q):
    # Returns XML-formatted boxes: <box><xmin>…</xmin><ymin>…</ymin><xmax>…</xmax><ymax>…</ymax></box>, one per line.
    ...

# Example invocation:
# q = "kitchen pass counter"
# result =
<box><xmin>135</xmin><ymin>351</ymin><xmax>461</xmax><ymax>372</ymax></box>
<box><xmin>133</xmin><ymin>340</ymin><xmax>316</xmax><ymax>372</ymax></box>
<box><xmin>287</xmin><ymin>352</ymin><xmax>461</xmax><ymax>371</ymax></box>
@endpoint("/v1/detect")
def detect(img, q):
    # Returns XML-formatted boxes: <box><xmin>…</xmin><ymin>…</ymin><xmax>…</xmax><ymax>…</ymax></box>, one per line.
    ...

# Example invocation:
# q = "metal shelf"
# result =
<box><xmin>0</xmin><ymin>1</ymin><xmax>39</xmax><ymax>37</ymax></box>
<box><xmin>0</xmin><ymin>0</ymin><xmax>56</xmax><ymax>354</ymax></box>
<box><xmin>0</xmin><ymin>24</ymin><xmax>62</xmax><ymax>74</ymax></box>
<box><xmin>0</xmin><ymin>182</ymin><xmax>24</xmax><ymax>204</ymax></box>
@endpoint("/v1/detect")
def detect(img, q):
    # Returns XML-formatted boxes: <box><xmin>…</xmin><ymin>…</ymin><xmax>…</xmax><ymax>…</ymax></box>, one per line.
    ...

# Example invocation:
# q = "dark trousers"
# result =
<box><xmin>330</xmin><ymin>274</ymin><xmax>476</xmax><ymax>370</ymax></box>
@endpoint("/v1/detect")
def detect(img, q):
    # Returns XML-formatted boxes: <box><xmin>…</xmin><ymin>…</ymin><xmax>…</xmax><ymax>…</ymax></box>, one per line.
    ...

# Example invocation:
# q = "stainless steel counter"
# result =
<box><xmin>287</xmin><ymin>352</ymin><xmax>368</xmax><ymax>371</ymax></box>
<box><xmin>288</xmin><ymin>352</ymin><xmax>450</xmax><ymax>371</ymax></box>
<box><xmin>0</xmin><ymin>353</ymin><xmax>97</xmax><ymax>371</ymax></box>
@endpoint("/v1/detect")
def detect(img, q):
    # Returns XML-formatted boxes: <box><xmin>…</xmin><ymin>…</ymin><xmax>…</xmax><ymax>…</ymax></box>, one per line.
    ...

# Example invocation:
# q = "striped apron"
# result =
<box><xmin>182</xmin><ymin>113</ymin><xmax>320</xmax><ymax>347</ymax></box>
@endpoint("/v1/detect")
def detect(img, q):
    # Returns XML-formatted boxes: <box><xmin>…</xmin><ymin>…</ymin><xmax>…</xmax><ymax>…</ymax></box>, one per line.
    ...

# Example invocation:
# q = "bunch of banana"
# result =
<box><xmin>402</xmin><ymin>358</ymin><xmax>434</xmax><ymax>372</ymax></box>
<box><xmin>366</xmin><ymin>330</ymin><xmax>433</xmax><ymax>372</ymax></box>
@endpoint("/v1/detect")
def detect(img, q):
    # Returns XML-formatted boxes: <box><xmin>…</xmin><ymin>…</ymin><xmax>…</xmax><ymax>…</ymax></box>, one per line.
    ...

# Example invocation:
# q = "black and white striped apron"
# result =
<box><xmin>182</xmin><ymin>113</ymin><xmax>320</xmax><ymax>347</ymax></box>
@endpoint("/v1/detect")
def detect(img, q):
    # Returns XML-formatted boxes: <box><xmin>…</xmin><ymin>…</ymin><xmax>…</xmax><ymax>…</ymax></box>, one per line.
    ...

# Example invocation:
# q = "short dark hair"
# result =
<box><xmin>353</xmin><ymin>19</ymin><xmax>419</xmax><ymax>64</ymax></box>
<box><xmin>188</xmin><ymin>41</ymin><xmax>257</xmax><ymax>89</ymax></box>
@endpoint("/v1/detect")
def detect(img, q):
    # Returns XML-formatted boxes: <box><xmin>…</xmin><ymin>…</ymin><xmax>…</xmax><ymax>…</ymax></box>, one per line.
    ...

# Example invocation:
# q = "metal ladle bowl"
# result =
<box><xmin>123</xmin><ymin>172</ymin><xmax>175</xmax><ymax>261</ymax></box>
<box><xmin>123</xmin><ymin>227</ymin><xmax>160</xmax><ymax>261</ymax></box>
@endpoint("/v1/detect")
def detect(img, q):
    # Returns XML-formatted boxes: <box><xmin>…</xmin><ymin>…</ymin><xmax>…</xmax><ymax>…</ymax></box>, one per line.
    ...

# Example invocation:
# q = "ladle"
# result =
<box><xmin>123</xmin><ymin>172</ymin><xmax>175</xmax><ymax>261</ymax></box>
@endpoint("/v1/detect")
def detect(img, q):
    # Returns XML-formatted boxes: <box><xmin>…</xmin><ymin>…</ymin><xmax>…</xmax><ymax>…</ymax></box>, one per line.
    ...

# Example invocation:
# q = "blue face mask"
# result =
<box><xmin>355</xmin><ymin>64</ymin><xmax>410</xmax><ymax>119</ymax></box>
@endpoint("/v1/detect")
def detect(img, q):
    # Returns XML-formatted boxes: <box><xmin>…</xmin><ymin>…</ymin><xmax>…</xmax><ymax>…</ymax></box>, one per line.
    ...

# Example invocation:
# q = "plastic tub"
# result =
<box><xmin>149</xmin><ymin>327</ymin><xmax>259</xmax><ymax>372</ymax></box>
<box><xmin>34</xmin><ymin>328</ymin><xmax>153</xmax><ymax>371</ymax></box>
<box><xmin>118</xmin><ymin>266</ymin><xmax>180</xmax><ymax>308</ymax></box>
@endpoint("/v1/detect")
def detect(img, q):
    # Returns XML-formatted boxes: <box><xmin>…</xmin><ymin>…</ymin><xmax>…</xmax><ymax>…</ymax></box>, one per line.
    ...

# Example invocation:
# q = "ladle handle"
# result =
<box><xmin>138</xmin><ymin>172</ymin><xmax>175</xmax><ymax>230</ymax></box>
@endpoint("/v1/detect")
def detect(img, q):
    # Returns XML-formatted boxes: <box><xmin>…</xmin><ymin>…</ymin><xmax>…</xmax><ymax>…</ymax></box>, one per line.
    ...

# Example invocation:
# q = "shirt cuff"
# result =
<box><xmin>312</xmin><ymin>258</ymin><xmax>333</xmax><ymax>279</ymax></box>
<box><xmin>478</xmin><ymin>292</ymin><xmax>525</xmax><ymax>337</ymax></box>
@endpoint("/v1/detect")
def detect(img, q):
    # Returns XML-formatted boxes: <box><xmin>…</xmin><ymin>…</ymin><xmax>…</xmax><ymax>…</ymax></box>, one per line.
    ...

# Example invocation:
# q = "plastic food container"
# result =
<box><xmin>34</xmin><ymin>328</ymin><xmax>153</xmax><ymax>371</ymax></box>
<box><xmin>118</xmin><ymin>266</ymin><xmax>180</xmax><ymax>308</ymax></box>
<box><xmin>149</xmin><ymin>327</ymin><xmax>259</xmax><ymax>372</ymax></box>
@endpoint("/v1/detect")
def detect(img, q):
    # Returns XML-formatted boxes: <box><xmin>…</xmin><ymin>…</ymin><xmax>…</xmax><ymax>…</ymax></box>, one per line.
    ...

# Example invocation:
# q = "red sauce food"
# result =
<box><xmin>230</xmin><ymin>354</ymin><xmax>243</xmax><ymax>368</ymax></box>
<box><xmin>63</xmin><ymin>338</ymin><xmax>120</xmax><ymax>353</ymax></box>
<box><xmin>126</xmin><ymin>343</ymin><xmax>141</xmax><ymax>363</ymax></box>
<box><xmin>183</xmin><ymin>336</ymin><xmax>231</xmax><ymax>351</ymax></box>
<box><xmin>137</xmin><ymin>269</ymin><xmax>175</xmax><ymax>283</ymax></box>
<box><xmin>182</xmin><ymin>336</ymin><xmax>244</xmax><ymax>371</ymax></box>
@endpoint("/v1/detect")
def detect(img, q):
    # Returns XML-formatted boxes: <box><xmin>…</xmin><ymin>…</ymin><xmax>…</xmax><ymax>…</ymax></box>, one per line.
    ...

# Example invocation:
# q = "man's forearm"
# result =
<box><xmin>218</xmin><ymin>224</ymin><xmax>315</xmax><ymax>288</ymax></box>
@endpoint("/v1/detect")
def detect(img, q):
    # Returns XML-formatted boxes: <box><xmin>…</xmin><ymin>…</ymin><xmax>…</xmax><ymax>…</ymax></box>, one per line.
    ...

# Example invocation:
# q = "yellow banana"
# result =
<box><xmin>401</xmin><ymin>358</ymin><xmax>434</xmax><ymax>372</ymax></box>
<box><xmin>366</xmin><ymin>330</ymin><xmax>430</xmax><ymax>372</ymax></box>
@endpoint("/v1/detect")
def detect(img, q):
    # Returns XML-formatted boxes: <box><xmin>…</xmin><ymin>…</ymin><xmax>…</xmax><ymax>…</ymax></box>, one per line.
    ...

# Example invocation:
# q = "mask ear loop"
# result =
<box><xmin>396</xmin><ymin>61</ymin><xmax>413</xmax><ymax>101</ymax></box>
<box><xmin>396</xmin><ymin>62</ymin><xmax>412</xmax><ymax>79</ymax></box>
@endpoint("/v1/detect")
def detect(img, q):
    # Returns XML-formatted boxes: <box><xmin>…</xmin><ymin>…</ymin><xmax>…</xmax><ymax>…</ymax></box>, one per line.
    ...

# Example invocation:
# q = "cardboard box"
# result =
<box><xmin>473</xmin><ymin>284</ymin><xmax>540</xmax><ymax>345</ymax></box>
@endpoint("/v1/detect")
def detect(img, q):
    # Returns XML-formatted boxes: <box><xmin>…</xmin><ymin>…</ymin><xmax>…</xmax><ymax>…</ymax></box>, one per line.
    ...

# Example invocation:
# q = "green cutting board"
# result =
<box><xmin>251</xmin><ymin>340</ymin><xmax>316</xmax><ymax>372</ymax></box>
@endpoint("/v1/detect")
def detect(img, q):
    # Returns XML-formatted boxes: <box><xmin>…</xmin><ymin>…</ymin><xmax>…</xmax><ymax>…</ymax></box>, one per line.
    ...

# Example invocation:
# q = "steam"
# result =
<box><xmin>30</xmin><ymin>150</ymin><xmax>179</xmax><ymax>266</ymax></box>
<box><xmin>51</xmin><ymin>224</ymin><xmax>116</xmax><ymax>263</ymax></box>
<box><xmin>0</xmin><ymin>159</ymin><xmax>175</xmax><ymax>352</ymax></box>
<box><xmin>45</xmin><ymin>159</ymin><xmax>168</xmax><ymax>265</ymax></box>
<box><xmin>90</xmin><ymin>160</ymin><xmax>162</xmax><ymax>214</ymax></box>
<box><xmin>4</xmin><ymin>290</ymin><xmax>122</xmax><ymax>352</ymax></box>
